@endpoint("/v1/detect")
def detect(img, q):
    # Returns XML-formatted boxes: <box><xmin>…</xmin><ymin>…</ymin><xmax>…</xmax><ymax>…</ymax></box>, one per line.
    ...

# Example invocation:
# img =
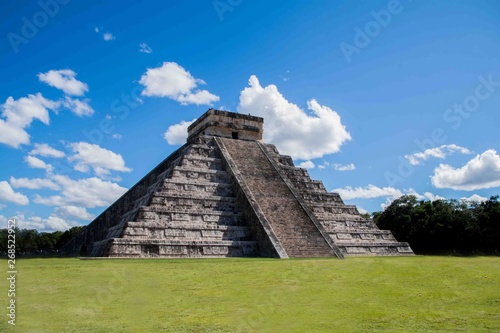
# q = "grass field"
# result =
<box><xmin>1</xmin><ymin>256</ymin><xmax>499</xmax><ymax>332</ymax></box>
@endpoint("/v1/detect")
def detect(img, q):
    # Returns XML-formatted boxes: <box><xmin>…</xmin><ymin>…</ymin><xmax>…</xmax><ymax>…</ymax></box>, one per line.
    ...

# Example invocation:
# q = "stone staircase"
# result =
<box><xmin>218</xmin><ymin>138</ymin><xmax>337</xmax><ymax>258</ymax></box>
<box><xmin>90</xmin><ymin>136</ymin><xmax>257</xmax><ymax>258</ymax></box>
<box><xmin>261</xmin><ymin>144</ymin><xmax>413</xmax><ymax>256</ymax></box>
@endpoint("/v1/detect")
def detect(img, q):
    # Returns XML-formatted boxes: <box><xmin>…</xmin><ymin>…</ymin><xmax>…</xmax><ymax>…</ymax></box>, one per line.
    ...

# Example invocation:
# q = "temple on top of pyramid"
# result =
<box><xmin>61</xmin><ymin>109</ymin><xmax>413</xmax><ymax>258</ymax></box>
<box><xmin>187</xmin><ymin>109</ymin><xmax>264</xmax><ymax>142</ymax></box>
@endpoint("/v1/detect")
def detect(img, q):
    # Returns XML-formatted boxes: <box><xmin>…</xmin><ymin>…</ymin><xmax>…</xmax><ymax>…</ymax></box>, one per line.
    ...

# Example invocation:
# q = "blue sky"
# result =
<box><xmin>1</xmin><ymin>0</ymin><xmax>499</xmax><ymax>231</ymax></box>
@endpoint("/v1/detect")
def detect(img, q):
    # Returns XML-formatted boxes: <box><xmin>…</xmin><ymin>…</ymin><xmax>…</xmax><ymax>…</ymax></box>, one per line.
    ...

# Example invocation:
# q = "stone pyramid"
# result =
<box><xmin>61</xmin><ymin>109</ymin><xmax>413</xmax><ymax>258</ymax></box>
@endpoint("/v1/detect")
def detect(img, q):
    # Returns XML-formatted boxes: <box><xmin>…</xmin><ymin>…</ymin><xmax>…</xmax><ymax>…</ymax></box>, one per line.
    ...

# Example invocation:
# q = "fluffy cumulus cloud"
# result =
<box><xmin>25</xmin><ymin>155</ymin><xmax>53</xmax><ymax>173</ymax></box>
<box><xmin>10</xmin><ymin>213</ymin><xmax>78</xmax><ymax>232</ymax></box>
<box><xmin>237</xmin><ymin>75</ymin><xmax>351</xmax><ymax>160</ymax></box>
<box><xmin>422</xmin><ymin>192</ymin><xmax>446</xmax><ymax>201</ymax></box>
<box><xmin>34</xmin><ymin>175</ymin><xmax>127</xmax><ymax>208</ymax></box>
<box><xmin>405</xmin><ymin>144</ymin><xmax>472</xmax><ymax>166</ymax></box>
<box><xmin>54</xmin><ymin>205</ymin><xmax>95</xmax><ymax>221</ymax></box>
<box><xmin>62</xmin><ymin>97</ymin><xmax>94</xmax><ymax>116</ymax></box>
<box><xmin>332</xmin><ymin>184</ymin><xmax>445</xmax><ymax>210</ymax></box>
<box><xmin>164</xmin><ymin>119</ymin><xmax>195</xmax><ymax>145</ymax></box>
<box><xmin>461</xmin><ymin>194</ymin><xmax>488</xmax><ymax>202</ymax></box>
<box><xmin>68</xmin><ymin>142</ymin><xmax>132</xmax><ymax>177</ymax></box>
<box><xmin>431</xmin><ymin>149</ymin><xmax>500</xmax><ymax>191</ymax></box>
<box><xmin>0</xmin><ymin>181</ymin><xmax>29</xmax><ymax>205</ymax></box>
<box><xmin>29</xmin><ymin>143</ymin><xmax>65</xmax><ymax>158</ymax></box>
<box><xmin>139</xmin><ymin>62</ymin><xmax>220</xmax><ymax>105</ymax></box>
<box><xmin>333</xmin><ymin>163</ymin><xmax>355</xmax><ymax>171</ymax></box>
<box><xmin>0</xmin><ymin>93</ymin><xmax>59</xmax><ymax>148</ymax></box>
<box><xmin>9</xmin><ymin>177</ymin><xmax>60</xmax><ymax>190</ymax></box>
<box><xmin>298</xmin><ymin>160</ymin><xmax>315</xmax><ymax>169</ymax></box>
<box><xmin>357</xmin><ymin>206</ymin><xmax>369</xmax><ymax>215</ymax></box>
<box><xmin>333</xmin><ymin>184</ymin><xmax>404</xmax><ymax>200</ymax></box>
<box><xmin>318</xmin><ymin>161</ymin><xmax>330</xmax><ymax>170</ymax></box>
<box><xmin>318</xmin><ymin>161</ymin><xmax>355</xmax><ymax>170</ymax></box>
<box><xmin>38</xmin><ymin>69</ymin><xmax>88</xmax><ymax>96</ymax></box>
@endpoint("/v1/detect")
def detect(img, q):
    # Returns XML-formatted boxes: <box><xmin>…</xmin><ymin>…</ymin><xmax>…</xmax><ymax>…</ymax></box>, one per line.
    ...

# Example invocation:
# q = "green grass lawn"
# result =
<box><xmin>1</xmin><ymin>256</ymin><xmax>499</xmax><ymax>333</ymax></box>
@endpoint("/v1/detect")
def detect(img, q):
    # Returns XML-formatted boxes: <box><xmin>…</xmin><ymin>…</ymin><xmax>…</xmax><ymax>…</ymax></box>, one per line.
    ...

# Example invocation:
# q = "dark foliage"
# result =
<box><xmin>374</xmin><ymin>195</ymin><xmax>500</xmax><ymax>255</ymax></box>
<box><xmin>0</xmin><ymin>226</ymin><xmax>84</xmax><ymax>257</ymax></box>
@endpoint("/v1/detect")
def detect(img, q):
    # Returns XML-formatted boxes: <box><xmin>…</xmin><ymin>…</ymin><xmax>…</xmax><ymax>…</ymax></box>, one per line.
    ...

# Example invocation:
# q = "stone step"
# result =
<box><xmin>180</xmin><ymin>155</ymin><xmax>222</xmax><ymax>170</ymax></box>
<box><xmin>319</xmin><ymin>220</ymin><xmax>378</xmax><ymax>231</ymax></box>
<box><xmin>107</xmin><ymin>222</ymin><xmax>253</xmax><ymax>241</ymax></box>
<box><xmin>171</xmin><ymin>166</ymin><xmax>230</xmax><ymax>182</ymax></box>
<box><xmin>325</xmin><ymin>226</ymin><xmax>392</xmax><ymax>234</ymax></box>
<box><xmin>105</xmin><ymin>238</ymin><xmax>258</xmax><ymax>258</ymax></box>
<box><xmin>122</xmin><ymin>225</ymin><xmax>252</xmax><ymax>240</ymax></box>
<box><xmin>148</xmin><ymin>196</ymin><xmax>237</xmax><ymax>213</ymax></box>
<box><xmin>340</xmin><ymin>243</ymin><xmax>414</xmax><ymax>256</ymax></box>
<box><xmin>136</xmin><ymin>209</ymin><xmax>242</xmax><ymax>225</ymax></box>
<box><xmin>309</xmin><ymin>207</ymin><xmax>360</xmax><ymax>216</ymax></box>
<box><xmin>187</xmin><ymin>143</ymin><xmax>219</xmax><ymax>158</ymax></box>
<box><xmin>302</xmin><ymin>193</ymin><xmax>343</xmax><ymax>203</ymax></box>
<box><xmin>152</xmin><ymin>190</ymin><xmax>236</xmax><ymax>200</ymax></box>
<box><xmin>160</xmin><ymin>182</ymin><xmax>234</xmax><ymax>197</ymax></box>
<box><xmin>138</xmin><ymin>208</ymin><xmax>240</xmax><ymax>215</ymax></box>
<box><xmin>291</xmin><ymin>181</ymin><xmax>327</xmax><ymax>193</ymax></box>
<box><xmin>331</xmin><ymin>233</ymin><xmax>397</xmax><ymax>243</ymax></box>
<box><xmin>220</xmin><ymin>138</ymin><xmax>335</xmax><ymax>258</ymax></box>
<box><xmin>122</xmin><ymin>221</ymin><xmax>250</xmax><ymax>230</ymax></box>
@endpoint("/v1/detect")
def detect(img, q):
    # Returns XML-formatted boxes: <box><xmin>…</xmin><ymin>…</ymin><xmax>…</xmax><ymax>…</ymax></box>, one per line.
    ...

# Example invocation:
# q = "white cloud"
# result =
<box><xmin>380</xmin><ymin>197</ymin><xmax>396</xmax><ymax>210</ymax></box>
<box><xmin>333</xmin><ymin>183</ymin><xmax>451</xmax><ymax>210</ymax></box>
<box><xmin>139</xmin><ymin>43</ymin><xmax>152</xmax><ymax>53</ymax></box>
<box><xmin>34</xmin><ymin>175</ymin><xmax>127</xmax><ymax>208</ymax></box>
<box><xmin>10</xmin><ymin>213</ymin><xmax>79</xmax><ymax>232</ymax></box>
<box><xmin>333</xmin><ymin>163</ymin><xmax>355</xmax><ymax>171</ymax></box>
<box><xmin>9</xmin><ymin>177</ymin><xmax>60</xmax><ymax>190</ymax></box>
<box><xmin>103</xmin><ymin>32</ymin><xmax>115</xmax><ymax>41</ymax></box>
<box><xmin>54</xmin><ymin>205</ymin><xmax>95</xmax><ymax>221</ymax></box>
<box><xmin>139</xmin><ymin>62</ymin><xmax>220</xmax><ymax>105</ymax></box>
<box><xmin>237</xmin><ymin>75</ymin><xmax>351</xmax><ymax>160</ymax></box>
<box><xmin>68</xmin><ymin>142</ymin><xmax>132</xmax><ymax>176</ymax></box>
<box><xmin>0</xmin><ymin>121</ymin><xmax>30</xmax><ymax>148</ymax></box>
<box><xmin>405</xmin><ymin>144</ymin><xmax>472</xmax><ymax>166</ymax></box>
<box><xmin>333</xmin><ymin>184</ymin><xmax>403</xmax><ymax>200</ymax></box>
<box><xmin>62</xmin><ymin>97</ymin><xmax>94</xmax><ymax>116</ymax></box>
<box><xmin>38</xmin><ymin>69</ymin><xmax>89</xmax><ymax>96</ymax></box>
<box><xmin>422</xmin><ymin>192</ymin><xmax>446</xmax><ymax>201</ymax></box>
<box><xmin>431</xmin><ymin>149</ymin><xmax>500</xmax><ymax>191</ymax></box>
<box><xmin>461</xmin><ymin>194</ymin><xmax>488</xmax><ymax>202</ymax></box>
<box><xmin>112</xmin><ymin>133</ymin><xmax>122</xmax><ymax>139</ymax></box>
<box><xmin>357</xmin><ymin>206</ymin><xmax>369</xmax><ymax>215</ymax></box>
<box><xmin>0</xmin><ymin>93</ymin><xmax>58</xmax><ymax>148</ymax></box>
<box><xmin>298</xmin><ymin>160</ymin><xmax>315</xmax><ymax>169</ymax></box>
<box><xmin>318</xmin><ymin>161</ymin><xmax>329</xmax><ymax>170</ymax></box>
<box><xmin>29</xmin><ymin>143</ymin><xmax>65</xmax><ymax>158</ymax></box>
<box><xmin>94</xmin><ymin>27</ymin><xmax>115</xmax><ymax>41</ymax></box>
<box><xmin>0</xmin><ymin>181</ymin><xmax>29</xmax><ymax>205</ymax></box>
<box><xmin>25</xmin><ymin>155</ymin><xmax>53</xmax><ymax>173</ymax></box>
<box><xmin>164</xmin><ymin>119</ymin><xmax>195</xmax><ymax>145</ymax></box>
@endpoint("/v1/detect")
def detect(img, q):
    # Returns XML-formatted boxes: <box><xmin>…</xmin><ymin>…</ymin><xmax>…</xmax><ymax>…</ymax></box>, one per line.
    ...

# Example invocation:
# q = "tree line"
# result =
<box><xmin>1</xmin><ymin>195</ymin><xmax>499</xmax><ymax>256</ymax></box>
<box><xmin>0</xmin><ymin>226</ymin><xmax>83</xmax><ymax>256</ymax></box>
<box><xmin>374</xmin><ymin>195</ymin><xmax>499</xmax><ymax>255</ymax></box>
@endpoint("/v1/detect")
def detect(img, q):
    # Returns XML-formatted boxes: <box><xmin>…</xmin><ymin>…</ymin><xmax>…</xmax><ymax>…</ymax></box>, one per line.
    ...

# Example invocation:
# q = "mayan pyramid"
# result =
<box><xmin>61</xmin><ymin>109</ymin><xmax>413</xmax><ymax>258</ymax></box>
